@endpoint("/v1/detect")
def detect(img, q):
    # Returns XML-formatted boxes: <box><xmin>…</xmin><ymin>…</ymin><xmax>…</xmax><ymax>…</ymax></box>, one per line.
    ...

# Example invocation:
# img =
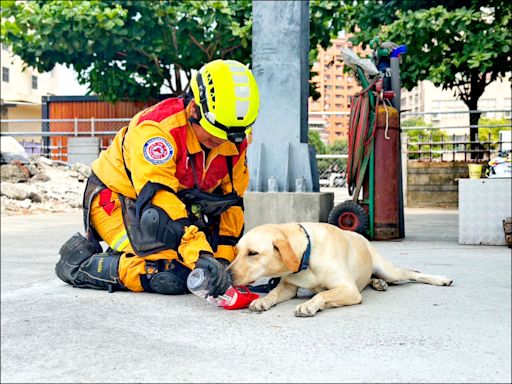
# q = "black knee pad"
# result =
<box><xmin>148</xmin><ymin>262</ymin><xmax>191</xmax><ymax>295</ymax></box>
<box><xmin>56</xmin><ymin>233</ymin><xmax>97</xmax><ymax>284</ymax></box>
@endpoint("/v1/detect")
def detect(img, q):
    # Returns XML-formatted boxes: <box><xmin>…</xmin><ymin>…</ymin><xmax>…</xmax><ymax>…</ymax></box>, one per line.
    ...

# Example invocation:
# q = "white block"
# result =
<box><xmin>459</xmin><ymin>178</ymin><xmax>512</xmax><ymax>245</ymax></box>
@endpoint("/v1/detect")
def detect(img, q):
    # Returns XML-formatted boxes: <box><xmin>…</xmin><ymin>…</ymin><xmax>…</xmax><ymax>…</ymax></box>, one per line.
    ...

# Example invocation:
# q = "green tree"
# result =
<box><xmin>477</xmin><ymin>116</ymin><xmax>511</xmax><ymax>143</ymax></box>
<box><xmin>326</xmin><ymin>138</ymin><xmax>348</xmax><ymax>155</ymax></box>
<box><xmin>343</xmin><ymin>0</ymin><xmax>512</xmax><ymax>150</ymax></box>
<box><xmin>1</xmin><ymin>0</ymin><xmax>253</xmax><ymax>101</ymax></box>
<box><xmin>308</xmin><ymin>130</ymin><xmax>326</xmax><ymax>155</ymax></box>
<box><xmin>402</xmin><ymin>117</ymin><xmax>448</xmax><ymax>160</ymax></box>
<box><xmin>1</xmin><ymin>0</ymin><xmax>345</xmax><ymax>102</ymax></box>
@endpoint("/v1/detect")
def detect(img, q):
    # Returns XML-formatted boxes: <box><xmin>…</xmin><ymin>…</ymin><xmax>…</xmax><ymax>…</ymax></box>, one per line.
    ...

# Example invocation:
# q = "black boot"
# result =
<box><xmin>148</xmin><ymin>260</ymin><xmax>191</xmax><ymax>295</ymax></box>
<box><xmin>56</xmin><ymin>233</ymin><xmax>123</xmax><ymax>292</ymax></box>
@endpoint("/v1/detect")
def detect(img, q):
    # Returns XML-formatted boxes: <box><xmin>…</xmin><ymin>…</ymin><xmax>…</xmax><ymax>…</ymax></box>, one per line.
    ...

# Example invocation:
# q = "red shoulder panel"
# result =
<box><xmin>137</xmin><ymin>98</ymin><xmax>185</xmax><ymax>125</ymax></box>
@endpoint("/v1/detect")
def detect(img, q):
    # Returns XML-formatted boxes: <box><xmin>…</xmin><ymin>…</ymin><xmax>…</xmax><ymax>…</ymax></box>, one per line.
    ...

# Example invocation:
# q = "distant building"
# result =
<box><xmin>308</xmin><ymin>34</ymin><xmax>369</xmax><ymax>145</ymax></box>
<box><xmin>0</xmin><ymin>43</ymin><xmax>86</xmax><ymax>131</ymax></box>
<box><xmin>401</xmin><ymin>76</ymin><xmax>511</xmax><ymax>135</ymax></box>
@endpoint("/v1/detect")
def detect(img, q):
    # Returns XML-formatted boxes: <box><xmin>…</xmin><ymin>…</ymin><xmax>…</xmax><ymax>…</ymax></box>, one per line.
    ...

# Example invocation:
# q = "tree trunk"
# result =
<box><xmin>464</xmin><ymin>71</ymin><xmax>486</xmax><ymax>160</ymax></box>
<box><xmin>174</xmin><ymin>65</ymin><xmax>182</xmax><ymax>94</ymax></box>
<box><xmin>467</xmin><ymin>100</ymin><xmax>481</xmax><ymax>160</ymax></box>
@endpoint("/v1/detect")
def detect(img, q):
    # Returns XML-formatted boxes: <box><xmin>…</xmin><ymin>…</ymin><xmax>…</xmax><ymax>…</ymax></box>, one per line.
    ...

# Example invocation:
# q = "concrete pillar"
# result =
<box><xmin>244</xmin><ymin>0</ymin><xmax>333</xmax><ymax>230</ymax></box>
<box><xmin>248</xmin><ymin>0</ymin><xmax>316</xmax><ymax>192</ymax></box>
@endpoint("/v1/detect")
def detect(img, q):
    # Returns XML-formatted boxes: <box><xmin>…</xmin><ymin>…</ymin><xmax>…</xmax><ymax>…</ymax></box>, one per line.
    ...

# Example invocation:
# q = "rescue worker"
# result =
<box><xmin>55</xmin><ymin>59</ymin><xmax>259</xmax><ymax>297</ymax></box>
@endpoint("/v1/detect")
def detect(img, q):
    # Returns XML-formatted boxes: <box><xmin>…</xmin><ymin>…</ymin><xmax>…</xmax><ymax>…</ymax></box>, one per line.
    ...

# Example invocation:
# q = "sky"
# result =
<box><xmin>55</xmin><ymin>64</ymin><xmax>89</xmax><ymax>96</ymax></box>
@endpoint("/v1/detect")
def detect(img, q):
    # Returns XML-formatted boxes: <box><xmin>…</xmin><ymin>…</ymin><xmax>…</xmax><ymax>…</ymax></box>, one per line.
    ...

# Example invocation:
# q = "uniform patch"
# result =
<box><xmin>143</xmin><ymin>137</ymin><xmax>174</xmax><ymax>165</ymax></box>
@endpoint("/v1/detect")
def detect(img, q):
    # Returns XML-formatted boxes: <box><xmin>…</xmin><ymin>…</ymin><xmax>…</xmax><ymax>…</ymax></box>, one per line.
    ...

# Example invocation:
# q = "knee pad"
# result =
<box><xmin>120</xmin><ymin>193</ymin><xmax>188</xmax><ymax>256</ymax></box>
<box><xmin>56</xmin><ymin>233</ymin><xmax>97</xmax><ymax>284</ymax></box>
<box><xmin>147</xmin><ymin>262</ymin><xmax>191</xmax><ymax>295</ymax></box>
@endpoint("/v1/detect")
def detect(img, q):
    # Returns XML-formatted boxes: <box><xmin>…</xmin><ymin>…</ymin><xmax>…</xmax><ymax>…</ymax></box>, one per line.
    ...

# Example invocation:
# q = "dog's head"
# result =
<box><xmin>229</xmin><ymin>223</ymin><xmax>305</xmax><ymax>286</ymax></box>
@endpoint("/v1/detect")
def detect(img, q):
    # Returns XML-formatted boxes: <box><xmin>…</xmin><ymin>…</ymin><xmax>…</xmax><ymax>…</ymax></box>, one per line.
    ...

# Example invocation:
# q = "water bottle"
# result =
<box><xmin>267</xmin><ymin>176</ymin><xmax>278</xmax><ymax>192</ymax></box>
<box><xmin>295</xmin><ymin>176</ymin><xmax>306</xmax><ymax>192</ymax></box>
<box><xmin>187</xmin><ymin>268</ymin><xmax>260</xmax><ymax>309</ymax></box>
<box><xmin>187</xmin><ymin>268</ymin><xmax>236</xmax><ymax>306</ymax></box>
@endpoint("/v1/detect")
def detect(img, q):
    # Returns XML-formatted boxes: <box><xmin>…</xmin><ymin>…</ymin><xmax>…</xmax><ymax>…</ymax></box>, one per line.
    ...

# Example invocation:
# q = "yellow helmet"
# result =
<box><xmin>190</xmin><ymin>59</ymin><xmax>260</xmax><ymax>143</ymax></box>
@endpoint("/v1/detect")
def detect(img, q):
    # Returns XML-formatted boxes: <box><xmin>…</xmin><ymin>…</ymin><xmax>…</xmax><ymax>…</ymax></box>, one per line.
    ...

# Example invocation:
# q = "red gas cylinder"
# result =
<box><xmin>372</xmin><ymin>104</ymin><xmax>401</xmax><ymax>240</ymax></box>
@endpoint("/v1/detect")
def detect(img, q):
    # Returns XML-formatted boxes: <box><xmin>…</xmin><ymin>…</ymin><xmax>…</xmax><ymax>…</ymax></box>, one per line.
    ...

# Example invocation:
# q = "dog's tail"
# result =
<box><xmin>368</xmin><ymin>244</ymin><xmax>453</xmax><ymax>286</ymax></box>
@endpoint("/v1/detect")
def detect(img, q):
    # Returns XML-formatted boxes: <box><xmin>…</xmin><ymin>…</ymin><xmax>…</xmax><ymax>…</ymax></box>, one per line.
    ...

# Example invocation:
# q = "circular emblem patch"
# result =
<box><xmin>143</xmin><ymin>137</ymin><xmax>174</xmax><ymax>165</ymax></box>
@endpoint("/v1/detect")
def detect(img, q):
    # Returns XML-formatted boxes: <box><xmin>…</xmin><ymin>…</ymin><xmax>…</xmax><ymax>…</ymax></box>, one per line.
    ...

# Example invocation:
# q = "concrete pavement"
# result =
<box><xmin>1</xmin><ymin>208</ymin><xmax>511</xmax><ymax>383</ymax></box>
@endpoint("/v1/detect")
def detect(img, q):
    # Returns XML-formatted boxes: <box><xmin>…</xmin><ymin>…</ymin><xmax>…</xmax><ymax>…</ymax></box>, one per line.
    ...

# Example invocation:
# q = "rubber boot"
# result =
<box><xmin>56</xmin><ymin>233</ymin><xmax>123</xmax><ymax>292</ymax></box>
<box><xmin>56</xmin><ymin>232</ymin><xmax>97</xmax><ymax>285</ymax></box>
<box><xmin>74</xmin><ymin>252</ymin><xmax>123</xmax><ymax>292</ymax></box>
<box><xmin>148</xmin><ymin>260</ymin><xmax>191</xmax><ymax>295</ymax></box>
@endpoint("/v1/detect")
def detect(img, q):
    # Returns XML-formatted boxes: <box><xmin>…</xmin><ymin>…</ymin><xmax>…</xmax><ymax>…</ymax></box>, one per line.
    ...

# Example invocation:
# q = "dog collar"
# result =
<box><xmin>296</xmin><ymin>224</ymin><xmax>311</xmax><ymax>272</ymax></box>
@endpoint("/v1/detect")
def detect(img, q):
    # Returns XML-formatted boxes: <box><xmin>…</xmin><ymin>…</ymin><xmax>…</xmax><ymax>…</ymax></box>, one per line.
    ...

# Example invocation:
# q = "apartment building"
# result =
<box><xmin>1</xmin><ymin>44</ymin><xmax>86</xmax><ymax>131</ymax></box>
<box><xmin>308</xmin><ymin>34</ymin><xmax>368</xmax><ymax>144</ymax></box>
<box><xmin>401</xmin><ymin>76</ymin><xmax>511</xmax><ymax>135</ymax></box>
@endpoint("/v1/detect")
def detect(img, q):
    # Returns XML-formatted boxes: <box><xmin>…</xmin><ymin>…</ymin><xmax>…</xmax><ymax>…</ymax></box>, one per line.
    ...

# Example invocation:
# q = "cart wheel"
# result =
<box><xmin>328</xmin><ymin>201</ymin><xmax>369</xmax><ymax>234</ymax></box>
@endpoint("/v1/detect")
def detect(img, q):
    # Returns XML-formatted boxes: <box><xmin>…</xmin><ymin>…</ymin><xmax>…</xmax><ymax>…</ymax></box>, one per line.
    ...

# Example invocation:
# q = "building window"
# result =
<box><xmin>32</xmin><ymin>75</ymin><xmax>38</xmax><ymax>90</ymax></box>
<box><xmin>1</xmin><ymin>43</ymin><xmax>9</xmax><ymax>51</ymax></box>
<box><xmin>504</xmin><ymin>98</ymin><xmax>511</xmax><ymax>118</ymax></box>
<box><xmin>2</xmin><ymin>67</ymin><xmax>9</xmax><ymax>82</ymax></box>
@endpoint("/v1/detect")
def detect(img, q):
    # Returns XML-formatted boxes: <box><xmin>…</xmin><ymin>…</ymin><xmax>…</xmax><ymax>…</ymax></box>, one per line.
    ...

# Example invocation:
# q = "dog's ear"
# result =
<box><xmin>272</xmin><ymin>238</ymin><xmax>300</xmax><ymax>272</ymax></box>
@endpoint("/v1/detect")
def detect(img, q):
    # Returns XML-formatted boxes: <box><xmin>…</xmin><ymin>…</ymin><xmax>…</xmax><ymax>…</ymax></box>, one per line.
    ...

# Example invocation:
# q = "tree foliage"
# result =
<box><xmin>477</xmin><ymin>116</ymin><xmax>511</xmax><ymax>142</ymax></box>
<box><xmin>401</xmin><ymin>117</ymin><xmax>447</xmax><ymax>160</ymax></box>
<box><xmin>308</xmin><ymin>130</ymin><xmax>326</xmax><ymax>155</ymax></box>
<box><xmin>1</xmin><ymin>0</ymin><xmax>344</xmax><ymax>102</ymax></box>
<box><xmin>342</xmin><ymin>0</ymin><xmax>511</xmax><ymax>144</ymax></box>
<box><xmin>1</xmin><ymin>0</ymin><xmax>253</xmax><ymax>101</ymax></box>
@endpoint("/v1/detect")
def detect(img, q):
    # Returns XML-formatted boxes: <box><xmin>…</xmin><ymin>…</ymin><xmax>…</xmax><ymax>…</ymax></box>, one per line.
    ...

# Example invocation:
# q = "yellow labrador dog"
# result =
<box><xmin>229</xmin><ymin>222</ymin><xmax>453</xmax><ymax>317</ymax></box>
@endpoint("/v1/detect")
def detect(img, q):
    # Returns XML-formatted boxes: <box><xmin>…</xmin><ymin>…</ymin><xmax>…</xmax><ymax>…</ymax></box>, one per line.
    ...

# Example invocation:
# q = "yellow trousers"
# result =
<box><xmin>90</xmin><ymin>190</ymin><xmax>187</xmax><ymax>292</ymax></box>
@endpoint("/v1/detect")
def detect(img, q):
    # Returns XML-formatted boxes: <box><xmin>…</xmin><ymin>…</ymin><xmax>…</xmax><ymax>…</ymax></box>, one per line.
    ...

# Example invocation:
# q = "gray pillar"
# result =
<box><xmin>390</xmin><ymin>57</ymin><xmax>401</xmax><ymax>112</ymax></box>
<box><xmin>248</xmin><ymin>0</ymin><xmax>315</xmax><ymax>192</ymax></box>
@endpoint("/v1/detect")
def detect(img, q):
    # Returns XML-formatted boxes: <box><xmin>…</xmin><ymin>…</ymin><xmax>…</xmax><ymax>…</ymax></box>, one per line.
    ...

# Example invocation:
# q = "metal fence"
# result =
<box><xmin>1</xmin><ymin>109</ymin><xmax>510</xmax><ymax>163</ymax></box>
<box><xmin>310</xmin><ymin>109</ymin><xmax>511</xmax><ymax>161</ymax></box>
<box><xmin>0</xmin><ymin>118</ymin><xmax>130</xmax><ymax>160</ymax></box>
<box><xmin>404</xmin><ymin>132</ymin><xmax>512</xmax><ymax>162</ymax></box>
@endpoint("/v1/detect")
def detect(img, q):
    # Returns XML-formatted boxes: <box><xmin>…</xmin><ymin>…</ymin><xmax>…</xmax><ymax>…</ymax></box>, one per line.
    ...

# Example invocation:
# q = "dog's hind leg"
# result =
<box><xmin>294</xmin><ymin>282</ymin><xmax>362</xmax><ymax>317</ymax></box>
<box><xmin>369</xmin><ymin>245</ymin><xmax>453</xmax><ymax>286</ymax></box>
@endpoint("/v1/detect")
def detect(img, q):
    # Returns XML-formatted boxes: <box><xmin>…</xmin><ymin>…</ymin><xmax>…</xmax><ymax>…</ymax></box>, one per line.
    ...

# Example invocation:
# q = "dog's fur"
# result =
<box><xmin>229</xmin><ymin>222</ymin><xmax>453</xmax><ymax>317</ymax></box>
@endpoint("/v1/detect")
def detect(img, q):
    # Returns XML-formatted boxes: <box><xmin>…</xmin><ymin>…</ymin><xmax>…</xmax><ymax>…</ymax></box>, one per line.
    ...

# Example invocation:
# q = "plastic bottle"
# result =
<box><xmin>187</xmin><ymin>268</ymin><xmax>235</xmax><ymax>306</ymax></box>
<box><xmin>186</xmin><ymin>268</ymin><xmax>259</xmax><ymax>309</ymax></box>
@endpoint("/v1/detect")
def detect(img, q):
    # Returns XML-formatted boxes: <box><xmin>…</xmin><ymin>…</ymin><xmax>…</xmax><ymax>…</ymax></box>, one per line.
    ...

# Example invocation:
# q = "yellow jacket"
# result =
<box><xmin>91</xmin><ymin>97</ymin><xmax>249</xmax><ymax>268</ymax></box>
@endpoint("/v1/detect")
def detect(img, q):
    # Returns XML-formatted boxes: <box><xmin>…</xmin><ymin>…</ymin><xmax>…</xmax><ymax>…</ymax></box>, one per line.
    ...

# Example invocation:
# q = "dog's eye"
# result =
<box><xmin>248</xmin><ymin>251</ymin><xmax>258</xmax><ymax>257</ymax></box>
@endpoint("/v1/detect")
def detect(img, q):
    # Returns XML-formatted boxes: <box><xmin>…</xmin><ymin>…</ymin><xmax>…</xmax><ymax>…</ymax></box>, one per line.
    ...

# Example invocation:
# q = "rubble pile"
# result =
<box><xmin>1</xmin><ymin>156</ymin><xmax>90</xmax><ymax>215</ymax></box>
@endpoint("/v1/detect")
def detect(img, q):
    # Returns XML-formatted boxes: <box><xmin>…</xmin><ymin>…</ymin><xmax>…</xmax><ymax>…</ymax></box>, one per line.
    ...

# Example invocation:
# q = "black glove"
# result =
<box><xmin>195</xmin><ymin>253</ymin><xmax>232</xmax><ymax>298</ymax></box>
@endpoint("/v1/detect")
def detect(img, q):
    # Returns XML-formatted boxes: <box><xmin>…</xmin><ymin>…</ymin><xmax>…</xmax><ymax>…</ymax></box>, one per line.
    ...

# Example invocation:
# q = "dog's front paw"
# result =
<box><xmin>294</xmin><ymin>300</ymin><xmax>320</xmax><ymax>317</ymax></box>
<box><xmin>249</xmin><ymin>297</ymin><xmax>272</xmax><ymax>312</ymax></box>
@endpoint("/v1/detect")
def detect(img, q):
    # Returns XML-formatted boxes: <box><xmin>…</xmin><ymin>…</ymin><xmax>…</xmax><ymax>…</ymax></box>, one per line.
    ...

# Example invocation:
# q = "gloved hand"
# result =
<box><xmin>195</xmin><ymin>253</ymin><xmax>232</xmax><ymax>298</ymax></box>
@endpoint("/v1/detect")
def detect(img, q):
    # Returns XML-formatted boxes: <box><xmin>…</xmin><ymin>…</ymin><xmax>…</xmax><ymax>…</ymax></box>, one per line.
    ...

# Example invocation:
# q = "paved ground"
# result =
<box><xmin>1</xmin><ymin>208</ymin><xmax>511</xmax><ymax>383</ymax></box>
